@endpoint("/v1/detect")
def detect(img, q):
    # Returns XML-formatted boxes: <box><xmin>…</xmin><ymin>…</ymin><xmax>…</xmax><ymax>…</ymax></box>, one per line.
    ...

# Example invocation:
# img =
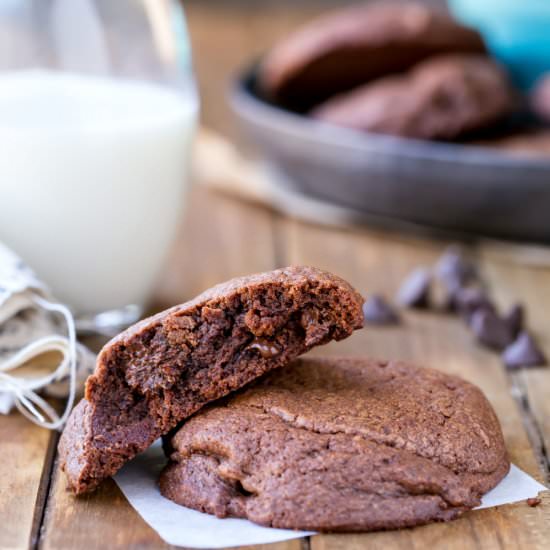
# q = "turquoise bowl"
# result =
<box><xmin>449</xmin><ymin>0</ymin><xmax>550</xmax><ymax>89</ymax></box>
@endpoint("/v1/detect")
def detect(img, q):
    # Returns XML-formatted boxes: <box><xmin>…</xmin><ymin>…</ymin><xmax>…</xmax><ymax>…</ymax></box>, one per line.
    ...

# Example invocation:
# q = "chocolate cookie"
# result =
<box><xmin>312</xmin><ymin>54</ymin><xmax>515</xmax><ymax>140</ymax></box>
<box><xmin>58</xmin><ymin>267</ymin><xmax>364</xmax><ymax>494</ymax></box>
<box><xmin>160</xmin><ymin>357</ymin><xmax>509</xmax><ymax>531</ymax></box>
<box><xmin>259</xmin><ymin>2</ymin><xmax>485</xmax><ymax>111</ymax></box>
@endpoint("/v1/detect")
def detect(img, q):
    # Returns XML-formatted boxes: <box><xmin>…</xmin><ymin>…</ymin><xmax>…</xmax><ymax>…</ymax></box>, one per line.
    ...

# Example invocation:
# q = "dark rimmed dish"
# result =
<box><xmin>230</xmin><ymin>64</ymin><xmax>550</xmax><ymax>243</ymax></box>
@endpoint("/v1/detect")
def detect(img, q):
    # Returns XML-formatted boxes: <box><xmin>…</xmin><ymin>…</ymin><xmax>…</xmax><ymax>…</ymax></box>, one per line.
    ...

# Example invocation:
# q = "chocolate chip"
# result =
<box><xmin>248</xmin><ymin>339</ymin><xmax>281</xmax><ymax>359</ymax></box>
<box><xmin>436</xmin><ymin>247</ymin><xmax>478</xmax><ymax>289</ymax></box>
<box><xmin>470</xmin><ymin>310</ymin><xmax>514</xmax><ymax>350</ymax></box>
<box><xmin>397</xmin><ymin>268</ymin><xmax>431</xmax><ymax>308</ymax></box>
<box><xmin>453</xmin><ymin>287</ymin><xmax>495</xmax><ymax>321</ymax></box>
<box><xmin>527</xmin><ymin>497</ymin><xmax>542</xmax><ymax>507</ymax></box>
<box><xmin>362</xmin><ymin>295</ymin><xmax>399</xmax><ymax>325</ymax></box>
<box><xmin>502</xmin><ymin>331</ymin><xmax>547</xmax><ymax>369</ymax></box>
<box><xmin>503</xmin><ymin>303</ymin><xmax>524</xmax><ymax>338</ymax></box>
<box><xmin>441</xmin><ymin>280</ymin><xmax>463</xmax><ymax>312</ymax></box>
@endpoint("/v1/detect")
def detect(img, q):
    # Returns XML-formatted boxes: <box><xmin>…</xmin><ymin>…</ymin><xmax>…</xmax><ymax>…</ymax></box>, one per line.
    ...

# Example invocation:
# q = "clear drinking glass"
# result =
<box><xmin>0</xmin><ymin>0</ymin><xmax>198</xmax><ymax>333</ymax></box>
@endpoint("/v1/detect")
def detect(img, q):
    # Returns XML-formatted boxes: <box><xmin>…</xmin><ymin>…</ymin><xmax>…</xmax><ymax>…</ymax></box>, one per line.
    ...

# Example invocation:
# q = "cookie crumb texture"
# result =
<box><xmin>160</xmin><ymin>358</ymin><xmax>509</xmax><ymax>532</ymax></box>
<box><xmin>58</xmin><ymin>267</ymin><xmax>364</xmax><ymax>494</ymax></box>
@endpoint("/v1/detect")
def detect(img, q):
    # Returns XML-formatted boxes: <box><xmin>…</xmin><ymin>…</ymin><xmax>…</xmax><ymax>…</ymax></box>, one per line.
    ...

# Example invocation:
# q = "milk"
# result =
<box><xmin>0</xmin><ymin>70</ymin><xmax>197</xmax><ymax>315</ymax></box>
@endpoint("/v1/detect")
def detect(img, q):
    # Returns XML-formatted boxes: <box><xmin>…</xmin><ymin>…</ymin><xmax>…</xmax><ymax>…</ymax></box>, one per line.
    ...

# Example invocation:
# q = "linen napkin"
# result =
<box><xmin>0</xmin><ymin>241</ymin><xmax>95</xmax><ymax>429</ymax></box>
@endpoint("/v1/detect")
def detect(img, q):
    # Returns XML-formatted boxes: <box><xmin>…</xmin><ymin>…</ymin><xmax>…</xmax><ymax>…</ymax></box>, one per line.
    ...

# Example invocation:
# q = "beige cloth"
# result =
<box><xmin>0</xmin><ymin>241</ymin><xmax>95</xmax><ymax>429</ymax></box>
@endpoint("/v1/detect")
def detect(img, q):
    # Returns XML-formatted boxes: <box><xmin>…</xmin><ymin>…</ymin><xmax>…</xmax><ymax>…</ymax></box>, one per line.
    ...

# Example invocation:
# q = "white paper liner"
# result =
<box><xmin>115</xmin><ymin>441</ymin><xmax>547</xmax><ymax>549</ymax></box>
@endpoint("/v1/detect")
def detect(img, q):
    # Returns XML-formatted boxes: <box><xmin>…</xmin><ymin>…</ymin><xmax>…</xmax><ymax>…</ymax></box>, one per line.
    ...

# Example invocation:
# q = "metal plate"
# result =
<box><xmin>230</xmin><ymin>66</ymin><xmax>550</xmax><ymax>243</ymax></box>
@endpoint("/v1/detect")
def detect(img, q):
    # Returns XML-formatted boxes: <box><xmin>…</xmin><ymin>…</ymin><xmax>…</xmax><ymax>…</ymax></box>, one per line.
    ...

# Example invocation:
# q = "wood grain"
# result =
<box><xmin>522</xmin><ymin>371</ymin><xmax>550</xmax><ymax>471</ymax></box>
<box><xmin>40</xmin><ymin>473</ymin><xmax>172</xmax><ymax>550</ymax></box>
<box><xmin>478</xmin><ymin>248</ymin><xmax>550</xmax><ymax>479</ymax></box>
<box><xmin>0</xmin><ymin>411</ymin><xmax>55</xmax><ymax>550</ymax></box>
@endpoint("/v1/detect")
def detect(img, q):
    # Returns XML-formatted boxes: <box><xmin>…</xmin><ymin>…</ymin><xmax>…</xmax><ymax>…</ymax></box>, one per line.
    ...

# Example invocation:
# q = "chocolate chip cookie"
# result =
<box><xmin>160</xmin><ymin>357</ymin><xmax>509</xmax><ymax>531</ymax></box>
<box><xmin>312</xmin><ymin>54</ymin><xmax>515</xmax><ymax>140</ymax></box>
<box><xmin>260</xmin><ymin>2</ymin><xmax>485</xmax><ymax>111</ymax></box>
<box><xmin>58</xmin><ymin>267</ymin><xmax>364</xmax><ymax>494</ymax></box>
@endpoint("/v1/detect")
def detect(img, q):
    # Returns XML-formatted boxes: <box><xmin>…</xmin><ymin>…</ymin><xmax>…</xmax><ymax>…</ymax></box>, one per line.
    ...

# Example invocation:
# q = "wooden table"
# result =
<box><xmin>2</xmin><ymin>2</ymin><xmax>550</xmax><ymax>548</ymax></box>
<box><xmin>2</xmin><ymin>181</ymin><xmax>549</xmax><ymax>549</ymax></box>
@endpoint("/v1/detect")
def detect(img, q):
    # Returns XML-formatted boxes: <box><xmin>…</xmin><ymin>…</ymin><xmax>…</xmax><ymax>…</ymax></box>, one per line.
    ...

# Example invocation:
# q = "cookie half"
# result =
<box><xmin>260</xmin><ymin>2</ymin><xmax>485</xmax><ymax>111</ymax></box>
<box><xmin>59</xmin><ymin>267</ymin><xmax>364</xmax><ymax>494</ymax></box>
<box><xmin>160</xmin><ymin>357</ymin><xmax>509</xmax><ymax>532</ymax></box>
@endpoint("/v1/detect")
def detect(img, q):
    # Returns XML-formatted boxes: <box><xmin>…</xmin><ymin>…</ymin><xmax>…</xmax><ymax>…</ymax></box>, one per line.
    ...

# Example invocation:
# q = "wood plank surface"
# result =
<box><xmin>522</xmin><ymin>371</ymin><xmax>550</xmax><ymax>472</ymax></box>
<box><xmin>0</xmin><ymin>411</ymin><xmax>56</xmax><ymax>550</ymax></box>
<box><xmin>478</xmin><ymin>248</ymin><xmax>550</xmax><ymax>479</ymax></box>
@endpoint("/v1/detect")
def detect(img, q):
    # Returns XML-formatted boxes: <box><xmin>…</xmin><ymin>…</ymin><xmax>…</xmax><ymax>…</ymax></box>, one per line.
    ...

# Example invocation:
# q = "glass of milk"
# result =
<box><xmin>0</xmin><ymin>0</ymin><xmax>198</xmax><ymax>332</ymax></box>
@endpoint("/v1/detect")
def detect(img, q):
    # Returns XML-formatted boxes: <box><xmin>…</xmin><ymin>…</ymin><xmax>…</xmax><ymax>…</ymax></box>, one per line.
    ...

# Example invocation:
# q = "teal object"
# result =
<box><xmin>449</xmin><ymin>0</ymin><xmax>550</xmax><ymax>89</ymax></box>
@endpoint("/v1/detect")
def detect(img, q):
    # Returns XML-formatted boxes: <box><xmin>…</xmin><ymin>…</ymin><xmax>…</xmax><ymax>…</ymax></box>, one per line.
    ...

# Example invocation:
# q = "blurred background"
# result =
<box><xmin>187</xmin><ymin>0</ymin><xmax>550</xmax><ymax>137</ymax></box>
<box><xmin>1</xmin><ymin>0</ymin><xmax>550</xmax><ymax>324</ymax></box>
<box><xmin>186</xmin><ymin>0</ymin><xmax>446</xmax><ymax>144</ymax></box>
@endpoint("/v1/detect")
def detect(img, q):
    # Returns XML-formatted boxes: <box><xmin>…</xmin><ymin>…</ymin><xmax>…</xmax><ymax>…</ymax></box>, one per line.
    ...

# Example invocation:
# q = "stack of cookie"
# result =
<box><xmin>59</xmin><ymin>266</ymin><xmax>509</xmax><ymax>532</ymax></box>
<box><xmin>258</xmin><ymin>2</ymin><xmax>519</xmax><ymax>141</ymax></box>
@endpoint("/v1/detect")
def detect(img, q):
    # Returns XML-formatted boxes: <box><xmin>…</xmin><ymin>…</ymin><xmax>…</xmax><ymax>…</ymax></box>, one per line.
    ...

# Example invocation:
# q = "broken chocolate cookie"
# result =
<box><xmin>59</xmin><ymin>266</ymin><xmax>364</xmax><ymax>494</ymax></box>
